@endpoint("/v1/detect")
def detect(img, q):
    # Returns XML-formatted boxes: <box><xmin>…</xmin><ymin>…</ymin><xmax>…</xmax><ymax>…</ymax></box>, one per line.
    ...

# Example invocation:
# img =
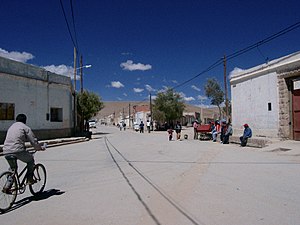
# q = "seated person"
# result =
<box><xmin>223</xmin><ymin>123</ymin><xmax>233</xmax><ymax>144</ymax></box>
<box><xmin>240</xmin><ymin>124</ymin><xmax>252</xmax><ymax>147</ymax></box>
<box><xmin>212</xmin><ymin>121</ymin><xmax>220</xmax><ymax>142</ymax></box>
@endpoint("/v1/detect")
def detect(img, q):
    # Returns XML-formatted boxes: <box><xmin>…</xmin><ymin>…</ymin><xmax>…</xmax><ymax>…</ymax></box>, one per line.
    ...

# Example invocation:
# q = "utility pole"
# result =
<box><xmin>73</xmin><ymin>47</ymin><xmax>77</xmax><ymax>135</ymax></box>
<box><xmin>80</xmin><ymin>55</ymin><xmax>83</xmax><ymax>93</ymax></box>
<box><xmin>128</xmin><ymin>103</ymin><xmax>131</xmax><ymax>127</ymax></box>
<box><xmin>150</xmin><ymin>92</ymin><xmax>153</xmax><ymax>130</ymax></box>
<box><xmin>223</xmin><ymin>55</ymin><xmax>229</xmax><ymax>119</ymax></box>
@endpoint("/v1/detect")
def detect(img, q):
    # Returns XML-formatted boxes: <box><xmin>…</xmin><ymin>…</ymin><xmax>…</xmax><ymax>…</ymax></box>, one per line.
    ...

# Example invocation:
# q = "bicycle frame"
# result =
<box><xmin>14</xmin><ymin>165</ymin><xmax>29</xmax><ymax>193</ymax></box>
<box><xmin>5</xmin><ymin>155</ymin><xmax>32</xmax><ymax>194</ymax></box>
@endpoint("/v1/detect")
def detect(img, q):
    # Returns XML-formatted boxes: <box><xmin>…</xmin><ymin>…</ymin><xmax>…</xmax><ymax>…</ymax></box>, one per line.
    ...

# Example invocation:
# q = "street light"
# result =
<box><xmin>77</xmin><ymin>64</ymin><xmax>92</xmax><ymax>71</ymax></box>
<box><xmin>73</xmin><ymin>64</ymin><xmax>92</xmax><ymax>135</ymax></box>
<box><xmin>78</xmin><ymin>64</ymin><xmax>92</xmax><ymax>93</ymax></box>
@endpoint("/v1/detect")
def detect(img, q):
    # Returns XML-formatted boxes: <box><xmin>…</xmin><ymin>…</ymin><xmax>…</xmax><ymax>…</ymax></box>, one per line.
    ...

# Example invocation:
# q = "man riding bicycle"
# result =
<box><xmin>2</xmin><ymin>114</ymin><xmax>44</xmax><ymax>191</ymax></box>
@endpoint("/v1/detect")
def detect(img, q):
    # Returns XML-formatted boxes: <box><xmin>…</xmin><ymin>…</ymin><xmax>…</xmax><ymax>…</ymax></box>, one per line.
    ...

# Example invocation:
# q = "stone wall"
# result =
<box><xmin>277</xmin><ymin>77</ymin><xmax>290</xmax><ymax>139</ymax></box>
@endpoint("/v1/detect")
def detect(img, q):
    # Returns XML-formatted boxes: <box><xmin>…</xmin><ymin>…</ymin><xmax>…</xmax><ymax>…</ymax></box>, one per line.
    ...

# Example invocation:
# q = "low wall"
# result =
<box><xmin>0</xmin><ymin>128</ymin><xmax>72</xmax><ymax>145</ymax></box>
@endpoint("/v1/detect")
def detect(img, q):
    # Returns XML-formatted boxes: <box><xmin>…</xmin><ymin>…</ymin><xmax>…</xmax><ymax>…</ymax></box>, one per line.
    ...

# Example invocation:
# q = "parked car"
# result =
<box><xmin>88</xmin><ymin>119</ymin><xmax>97</xmax><ymax>128</ymax></box>
<box><xmin>133</xmin><ymin>122</ymin><xmax>140</xmax><ymax>132</ymax></box>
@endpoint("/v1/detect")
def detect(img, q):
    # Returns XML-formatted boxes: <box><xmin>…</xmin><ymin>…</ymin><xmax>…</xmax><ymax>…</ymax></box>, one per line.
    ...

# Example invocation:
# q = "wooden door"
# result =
<box><xmin>292</xmin><ymin>87</ymin><xmax>300</xmax><ymax>141</ymax></box>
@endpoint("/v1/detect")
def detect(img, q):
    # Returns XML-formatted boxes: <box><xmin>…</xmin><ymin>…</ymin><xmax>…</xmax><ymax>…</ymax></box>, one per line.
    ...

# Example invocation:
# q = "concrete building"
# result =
<box><xmin>230</xmin><ymin>51</ymin><xmax>300</xmax><ymax>140</ymax></box>
<box><xmin>0</xmin><ymin>56</ymin><xmax>73</xmax><ymax>143</ymax></box>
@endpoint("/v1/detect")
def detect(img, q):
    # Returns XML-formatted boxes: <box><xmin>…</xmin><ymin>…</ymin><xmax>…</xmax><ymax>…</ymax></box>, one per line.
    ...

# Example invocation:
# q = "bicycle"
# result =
<box><xmin>0</xmin><ymin>150</ymin><xmax>46</xmax><ymax>212</ymax></box>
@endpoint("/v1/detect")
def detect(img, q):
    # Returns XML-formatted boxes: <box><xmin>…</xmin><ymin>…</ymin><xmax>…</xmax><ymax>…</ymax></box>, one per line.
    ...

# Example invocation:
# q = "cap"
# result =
<box><xmin>243</xmin><ymin>124</ymin><xmax>249</xmax><ymax>127</ymax></box>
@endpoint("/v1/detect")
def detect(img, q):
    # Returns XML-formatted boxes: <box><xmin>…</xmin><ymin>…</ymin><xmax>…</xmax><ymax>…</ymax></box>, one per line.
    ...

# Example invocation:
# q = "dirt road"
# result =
<box><xmin>1</xmin><ymin>126</ymin><xmax>299</xmax><ymax>225</ymax></box>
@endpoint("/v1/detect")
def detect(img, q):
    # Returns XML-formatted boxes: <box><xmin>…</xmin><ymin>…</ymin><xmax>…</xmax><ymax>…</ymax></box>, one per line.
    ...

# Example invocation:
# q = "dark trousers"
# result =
<box><xmin>223</xmin><ymin>134</ymin><xmax>230</xmax><ymax>144</ymax></box>
<box><xmin>240</xmin><ymin>136</ymin><xmax>248</xmax><ymax>146</ymax></box>
<box><xmin>194</xmin><ymin>128</ymin><xmax>199</xmax><ymax>139</ymax></box>
<box><xmin>6</xmin><ymin>151</ymin><xmax>35</xmax><ymax>176</ymax></box>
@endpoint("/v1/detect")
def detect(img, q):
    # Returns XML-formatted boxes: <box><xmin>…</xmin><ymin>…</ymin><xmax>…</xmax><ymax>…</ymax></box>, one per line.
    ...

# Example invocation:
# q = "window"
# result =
<box><xmin>268</xmin><ymin>102</ymin><xmax>272</xmax><ymax>111</ymax></box>
<box><xmin>50</xmin><ymin>108</ymin><xmax>63</xmax><ymax>122</ymax></box>
<box><xmin>0</xmin><ymin>103</ymin><xmax>15</xmax><ymax>120</ymax></box>
<box><xmin>294</xmin><ymin>79</ymin><xmax>300</xmax><ymax>90</ymax></box>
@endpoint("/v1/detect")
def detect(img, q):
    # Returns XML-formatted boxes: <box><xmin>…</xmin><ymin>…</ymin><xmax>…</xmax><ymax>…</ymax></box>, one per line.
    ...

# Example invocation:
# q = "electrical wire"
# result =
<box><xmin>59</xmin><ymin>0</ymin><xmax>77</xmax><ymax>49</ymax></box>
<box><xmin>171</xmin><ymin>21</ymin><xmax>300</xmax><ymax>91</ymax></box>
<box><xmin>70</xmin><ymin>0</ymin><xmax>80</xmax><ymax>52</ymax></box>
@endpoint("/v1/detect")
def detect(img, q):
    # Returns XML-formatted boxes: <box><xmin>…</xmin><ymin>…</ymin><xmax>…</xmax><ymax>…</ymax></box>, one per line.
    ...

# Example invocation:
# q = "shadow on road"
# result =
<box><xmin>0</xmin><ymin>189</ymin><xmax>65</xmax><ymax>215</ymax></box>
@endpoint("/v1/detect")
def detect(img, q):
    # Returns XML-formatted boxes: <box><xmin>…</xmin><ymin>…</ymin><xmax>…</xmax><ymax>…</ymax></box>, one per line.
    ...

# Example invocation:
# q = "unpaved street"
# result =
<box><xmin>1</xmin><ymin>126</ymin><xmax>300</xmax><ymax>225</ymax></box>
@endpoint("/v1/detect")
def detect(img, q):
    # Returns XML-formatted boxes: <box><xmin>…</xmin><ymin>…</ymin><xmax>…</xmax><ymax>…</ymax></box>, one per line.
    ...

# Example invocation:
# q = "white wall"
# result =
<box><xmin>231</xmin><ymin>72</ymin><xmax>279</xmax><ymax>137</ymax></box>
<box><xmin>0</xmin><ymin>73</ymin><xmax>72</xmax><ymax>131</ymax></box>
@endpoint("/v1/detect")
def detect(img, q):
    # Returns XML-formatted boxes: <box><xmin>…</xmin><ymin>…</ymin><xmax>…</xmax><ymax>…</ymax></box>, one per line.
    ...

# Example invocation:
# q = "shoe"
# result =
<box><xmin>27</xmin><ymin>177</ymin><xmax>37</xmax><ymax>185</ymax></box>
<box><xmin>2</xmin><ymin>187</ymin><xmax>13</xmax><ymax>194</ymax></box>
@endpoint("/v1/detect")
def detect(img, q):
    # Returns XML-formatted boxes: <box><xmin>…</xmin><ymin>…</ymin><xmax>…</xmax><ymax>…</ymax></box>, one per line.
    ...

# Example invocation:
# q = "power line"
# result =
<box><xmin>172</xmin><ymin>58</ymin><xmax>223</xmax><ymax>90</ymax></box>
<box><xmin>108</xmin><ymin>21</ymin><xmax>300</xmax><ymax>118</ymax></box>
<box><xmin>70</xmin><ymin>0</ymin><xmax>80</xmax><ymax>52</ymax></box>
<box><xmin>171</xmin><ymin>21</ymin><xmax>300</xmax><ymax>90</ymax></box>
<box><xmin>59</xmin><ymin>0</ymin><xmax>77</xmax><ymax>49</ymax></box>
<box><xmin>227</xmin><ymin>21</ymin><xmax>300</xmax><ymax>61</ymax></box>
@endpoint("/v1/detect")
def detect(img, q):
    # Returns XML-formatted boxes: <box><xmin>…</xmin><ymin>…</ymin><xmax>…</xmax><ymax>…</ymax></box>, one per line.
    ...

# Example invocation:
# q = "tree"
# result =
<box><xmin>77</xmin><ymin>90</ymin><xmax>104</xmax><ymax>121</ymax></box>
<box><xmin>153</xmin><ymin>88</ymin><xmax>185</xmax><ymax>125</ymax></box>
<box><xmin>222</xmin><ymin>100</ymin><xmax>232</xmax><ymax>122</ymax></box>
<box><xmin>204</xmin><ymin>78</ymin><xmax>224</xmax><ymax>119</ymax></box>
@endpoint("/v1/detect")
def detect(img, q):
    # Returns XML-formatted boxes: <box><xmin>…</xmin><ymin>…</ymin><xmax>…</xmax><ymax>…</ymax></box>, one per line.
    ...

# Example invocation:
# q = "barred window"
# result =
<box><xmin>0</xmin><ymin>103</ymin><xmax>15</xmax><ymax>120</ymax></box>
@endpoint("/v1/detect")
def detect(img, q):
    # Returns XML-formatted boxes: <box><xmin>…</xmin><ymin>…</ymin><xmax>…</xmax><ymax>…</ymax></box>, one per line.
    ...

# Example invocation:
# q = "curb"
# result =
<box><xmin>0</xmin><ymin>137</ymin><xmax>88</xmax><ymax>156</ymax></box>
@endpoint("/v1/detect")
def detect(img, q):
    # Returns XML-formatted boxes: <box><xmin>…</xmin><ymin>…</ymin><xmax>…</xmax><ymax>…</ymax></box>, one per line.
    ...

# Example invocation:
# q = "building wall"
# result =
<box><xmin>231</xmin><ymin>72</ymin><xmax>279</xmax><ymax>137</ymax></box>
<box><xmin>0</xmin><ymin>56</ymin><xmax>73</xmax><ymax>143</ymax></box>
<box><xmin>277</xmin><ymin>77</ymin><xmax>291</xmax><ymax>139</ymax></box>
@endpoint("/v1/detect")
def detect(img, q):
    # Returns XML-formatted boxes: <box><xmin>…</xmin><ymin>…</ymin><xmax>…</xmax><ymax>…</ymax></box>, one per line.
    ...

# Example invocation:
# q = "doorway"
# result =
<box><xmin>292</xmin><ymin>79</ymin><xmax>300</xmax><ymax>141</ymax></box>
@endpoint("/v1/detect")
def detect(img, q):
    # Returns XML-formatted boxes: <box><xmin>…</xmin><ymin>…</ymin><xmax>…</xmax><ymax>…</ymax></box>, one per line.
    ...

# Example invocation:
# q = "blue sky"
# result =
<box><xmin>1</xmin><ymin>0</ymin><xmax>300</xmax><ymax>106</ymax></box>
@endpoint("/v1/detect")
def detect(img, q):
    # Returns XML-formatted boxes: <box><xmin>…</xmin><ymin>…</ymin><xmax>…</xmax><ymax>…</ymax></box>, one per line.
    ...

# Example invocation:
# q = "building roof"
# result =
<box><xmin>0</xmin><ymin>56</ymin><xmax>71</xmax><ymax>86</ymax></box>
<box><xmin>230</xmin><ymin>51</ymin><xmax>300</xmax><ymax>84</ymax></box>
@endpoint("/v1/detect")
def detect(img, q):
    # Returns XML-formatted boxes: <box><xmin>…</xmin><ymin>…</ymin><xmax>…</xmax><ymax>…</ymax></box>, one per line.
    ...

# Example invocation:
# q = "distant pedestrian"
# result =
<box><xmin>175</xmin><ymin>121</ymin><xmax>182</xmax><ymax>140</ymax></box>
<box><xmin>193</xmin><ymin>120</ymin><xmax>199</xmax><ymax>139</ymax></box>
<box><xmin>146</xmin><ymin>120</ymin><xmax>151</xmax><ymax>133</ymax></box>
<box><xmin>240</xmin><ymin>124</ymin><xmax>252</xmax><ymax>147</ymax></box>
<box><xmin>123</xmin><ymin>122</ymin><xmax>126</xmax><ymax>131</ymax></box>
<box><xmin>139</xmin><ymin>121</ymin><xmax>144</xmax><ymax>133</ymax></box>
<box><xmin>167</xmin><ymin>128</ymin><xmax>173</xmax><ymax>141</ymax></box>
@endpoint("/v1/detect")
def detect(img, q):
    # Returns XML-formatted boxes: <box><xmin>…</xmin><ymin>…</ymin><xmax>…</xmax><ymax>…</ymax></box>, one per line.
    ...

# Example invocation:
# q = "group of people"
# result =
<box><xmin>193</xmin><ymin>120</ymin><xmax>252</xmax><ymax>147</ymax></box>
<box><xmin>211</xmin><ymin>120</ymin><xmax>233</xmax><ymax>144</ymax></box>
<box><xmin>167</xmin><ymin>121</ymin><xmax>182</xmax><ymax>141</ymax></box>
<box><xmin>138</xmin><ymin>120</ymin><xmax>152</xmax><ymax>133</ymax></box>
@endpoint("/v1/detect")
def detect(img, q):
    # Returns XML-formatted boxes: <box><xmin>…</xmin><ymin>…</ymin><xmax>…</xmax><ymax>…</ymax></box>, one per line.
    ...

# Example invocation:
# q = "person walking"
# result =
<box><xmin>175</xmin><ymin>121</ymin><xmax>182</xmax><ymax>140</ymax></box>
<box><xmin>193</xmin><ymin>120</ymin><xmax>199</xmax><ymax>139</ymax></box>
<box><xmin>146</xmin><ymin>120</ymin><xmax>151</xmax><ymax>133</ymax></box>
<box><xmin>167</xmin><ymin>128</ymin><xmax>173</xmax><ymax>141</ymax></box>
<box><xmin>139</xmin><ymin>121</ymin><xmax>144</xmax><ymax>133</ymax></box>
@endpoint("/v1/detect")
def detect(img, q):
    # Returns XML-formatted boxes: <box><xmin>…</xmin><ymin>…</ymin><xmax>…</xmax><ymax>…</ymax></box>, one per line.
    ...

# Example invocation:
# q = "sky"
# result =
<box><xmin>1</xmin><ymin>0</ymin><xmax>300</xmax><ymax>107</ymax></box>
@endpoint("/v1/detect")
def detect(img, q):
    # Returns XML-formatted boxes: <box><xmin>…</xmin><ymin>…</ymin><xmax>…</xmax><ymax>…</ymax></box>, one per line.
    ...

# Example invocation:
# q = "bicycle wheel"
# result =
<box><xmin>0</xmin><ymin>171</ymin><xmax>17</xmax><ymax>212</ymax></box>
<box><xmin>29</xmin><ymin>164</ymin><xmax>46</xmax><ymax>195</ymax></box>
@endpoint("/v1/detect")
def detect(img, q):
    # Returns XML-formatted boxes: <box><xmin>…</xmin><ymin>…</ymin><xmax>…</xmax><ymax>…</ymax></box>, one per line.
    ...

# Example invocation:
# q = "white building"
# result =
<box><xmin>230</xmin><ymin>51</ymin><xmax>300</xmax><ymax>140</ymax></box>
<box><xmin>0</xmin><ymin>56</ymin><xmax>74</xmax><ymax>143</ymax></box>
